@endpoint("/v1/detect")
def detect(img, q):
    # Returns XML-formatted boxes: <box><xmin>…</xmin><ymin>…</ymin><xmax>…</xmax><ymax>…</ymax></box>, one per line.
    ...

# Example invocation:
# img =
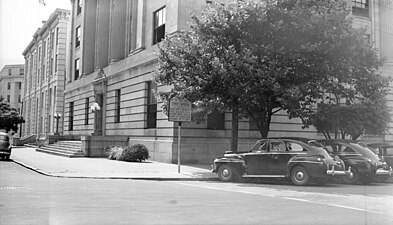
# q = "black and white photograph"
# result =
<box><xmin>1</xmin><ymin>0</ymin><xmax>392</xmax><ymax>224</ymax></box>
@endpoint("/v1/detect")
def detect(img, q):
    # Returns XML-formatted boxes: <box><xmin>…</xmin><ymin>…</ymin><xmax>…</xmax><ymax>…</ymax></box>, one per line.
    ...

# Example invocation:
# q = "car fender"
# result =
<box><xmin>286</xmin><ymin>155</ymin><xmax>325</xmax><ymax>178</ymax></box>
<box><xmin>213</xmin><ymin>157</ymin><xmax>246</xmax><ymax>173</ymax></box>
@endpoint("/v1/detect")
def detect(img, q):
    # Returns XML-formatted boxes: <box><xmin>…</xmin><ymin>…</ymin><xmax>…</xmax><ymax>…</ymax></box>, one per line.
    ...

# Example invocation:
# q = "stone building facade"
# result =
<box><xmin>0</xmin><ymin>64</ymin><xmax>24</xmax><ymax>112</ymax></box>
<box><xmin>63</xmin><ymin>0</ymin><xmax>393</xmax><ymax>164</ymax></box>
<box><xmin>0</xmin><ymin>64</ymin><xmax>24</xmax><ymax>136</ymax></box>
<box><xmin>21</xmin><ymin>9</ymin><xmax>71</xmax><ymax>140</ymax></box>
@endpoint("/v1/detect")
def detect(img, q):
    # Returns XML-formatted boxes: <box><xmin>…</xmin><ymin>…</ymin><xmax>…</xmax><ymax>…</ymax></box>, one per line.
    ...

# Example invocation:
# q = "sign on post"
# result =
<box><xmin>168</xmin><ymin>97</ymin><xmax>192</xmax><ymax>173</ymax></box>
<box><xmin>168</xmin><ymin>97</ymin><xmax>192</xmax><ymax>122</ymax></box>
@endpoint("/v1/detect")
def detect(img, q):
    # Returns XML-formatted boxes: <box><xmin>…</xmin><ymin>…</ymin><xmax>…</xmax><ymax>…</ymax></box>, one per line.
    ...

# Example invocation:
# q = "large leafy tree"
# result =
<box><xmin>155</xmin><ymin>0</ymin><xmax>386</xmax><ymax>150</ymax></box>
<box><xmin>0</xmin><ymin>97</ymin><xmax>25</xmax><ymax>132</ymax></box>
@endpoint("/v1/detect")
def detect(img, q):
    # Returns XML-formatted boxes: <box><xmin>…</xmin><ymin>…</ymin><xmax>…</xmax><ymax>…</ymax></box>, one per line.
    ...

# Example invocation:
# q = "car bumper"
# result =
<box><xmin>326</xmin><ymin>166</ymin><xmax>351</xmax><ymax>176</ymax></box>
<box><xmin>0</xmin><ymin>151</ymin><xmax>11</xmax><ymax>155</ymax></box>
<box><xmin>375</xmin><ymin>166</ymin><xmax>392</xmax><ymax>177</ymax></box>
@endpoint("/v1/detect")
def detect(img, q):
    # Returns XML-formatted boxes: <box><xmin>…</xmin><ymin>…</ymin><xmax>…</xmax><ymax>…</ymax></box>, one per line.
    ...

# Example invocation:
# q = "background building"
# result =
<box><xmin>21</xmin><ymin>9</ymin><xmax>70</xmax><ymax>141</ymax></box>
<box><xmin>0</xmin><ymin>64</ymin><xmax>24</xmax><ymax>112</ymax></box>
<box><xmin>60</xmin><ymin>0</ymin><xmax>393</xmax><ymax>164</ymax></box>
<box><xmin>0</xmin><ymin>64</ymin><xmax>24</xmax><ymax>136</ymax></box>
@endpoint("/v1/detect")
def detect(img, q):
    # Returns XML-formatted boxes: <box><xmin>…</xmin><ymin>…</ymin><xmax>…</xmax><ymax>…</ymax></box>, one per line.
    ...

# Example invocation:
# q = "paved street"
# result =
<box><xmin>1</xmin><ymin>160</ymin><xmax>393</xmax><ymax>225</ymax></box>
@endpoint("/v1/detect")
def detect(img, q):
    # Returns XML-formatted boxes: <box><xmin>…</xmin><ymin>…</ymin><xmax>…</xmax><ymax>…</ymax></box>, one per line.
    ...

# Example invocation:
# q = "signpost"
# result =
<box><xmin>168</xmin><ymin>97</ymin><xmax>192</xmax><ymax>173</ymax></box>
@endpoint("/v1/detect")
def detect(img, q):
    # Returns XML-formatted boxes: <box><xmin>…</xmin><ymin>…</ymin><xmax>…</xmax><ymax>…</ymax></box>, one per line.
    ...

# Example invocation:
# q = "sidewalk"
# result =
<box><xmin>10</xmin><ymin>147</ymin><xmax>218</xmax><ymax>181</ymax></box>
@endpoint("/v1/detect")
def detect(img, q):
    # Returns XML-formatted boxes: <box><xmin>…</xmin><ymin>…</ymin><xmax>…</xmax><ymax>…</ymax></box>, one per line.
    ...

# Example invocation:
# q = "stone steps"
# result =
<box><xmin>36</xmin><ymin>141</ymin><xmax>84</xmax><ymax>158</ymax></box>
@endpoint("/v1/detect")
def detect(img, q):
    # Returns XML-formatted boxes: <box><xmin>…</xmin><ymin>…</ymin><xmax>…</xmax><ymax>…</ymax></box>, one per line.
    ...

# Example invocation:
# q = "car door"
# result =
<box><xmin>243</xmin><ymin>141</ymin><xmax>269</xmax><ymax>175</ymax></box>
<box><xmin>267</xmin><ymin>140</ymin><xmax>292</xmax><ymax>175</ymax></box>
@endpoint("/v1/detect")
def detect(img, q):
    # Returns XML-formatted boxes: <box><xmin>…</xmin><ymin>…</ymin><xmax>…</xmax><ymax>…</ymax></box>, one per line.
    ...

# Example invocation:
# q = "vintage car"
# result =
<box><xmin>367</xmin><ymin>142</ymin><xmax>393</xmax><ymax>168</ymax></box>
<box><xmin>318</xmin><ymin>139</ymin><xmax>392</xmax><ymax>184</ymax></box>
<box><xmin>0</xmin><ymin>131</ymin><xmax>12</xmax><ymax>160</ymax></box>
<box><xmin>212</xmin><ymin>139</ymin><xmax>350</xmax><ymax>186</ymax></box>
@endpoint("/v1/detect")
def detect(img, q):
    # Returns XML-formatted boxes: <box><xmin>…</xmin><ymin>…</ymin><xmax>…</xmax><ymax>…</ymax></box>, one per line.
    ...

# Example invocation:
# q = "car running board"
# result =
<box><xmin>242</xmin><ymin>175</ymin><xmax>286</xmax><ymax>178</ymax></box>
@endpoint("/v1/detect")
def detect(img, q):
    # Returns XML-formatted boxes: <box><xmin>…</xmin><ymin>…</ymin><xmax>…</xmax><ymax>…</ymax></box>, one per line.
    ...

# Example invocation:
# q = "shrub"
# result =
<box><xmin>120</xmin><ymin>144</ymin><xmax>149</xmax><ymax>162</ymax></box>
<box><xmin>105</xmin><ymin>145</ymin><xmax>124</xmax><ymax>160</ymax></box>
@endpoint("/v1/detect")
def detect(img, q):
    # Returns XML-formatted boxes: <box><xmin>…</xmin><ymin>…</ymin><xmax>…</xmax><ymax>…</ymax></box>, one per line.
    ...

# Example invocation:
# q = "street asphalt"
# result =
<box><xmin>9</xmin><ymin>147</ymin><xmax>218</xmax><ymax>181</ymax></box>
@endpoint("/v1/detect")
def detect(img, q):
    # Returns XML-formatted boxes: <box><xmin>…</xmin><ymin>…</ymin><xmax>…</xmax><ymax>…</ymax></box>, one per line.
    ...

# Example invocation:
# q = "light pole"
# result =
<box><xmin>53</xmin><ymin>112</ymin><xmax>62</xmax><ymax>135</ymax></box>
<box><xmin>90</xmin><ymin>102</ymin><xmax>101</xmax><ymax>136</ymax></box>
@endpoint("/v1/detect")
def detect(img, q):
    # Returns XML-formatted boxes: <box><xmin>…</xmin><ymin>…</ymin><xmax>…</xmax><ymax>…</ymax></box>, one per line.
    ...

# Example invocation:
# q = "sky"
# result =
<box><xmin>0</xmin><ymin>0</ymin><xmax>71</xmax><ymax>69</ymax></box>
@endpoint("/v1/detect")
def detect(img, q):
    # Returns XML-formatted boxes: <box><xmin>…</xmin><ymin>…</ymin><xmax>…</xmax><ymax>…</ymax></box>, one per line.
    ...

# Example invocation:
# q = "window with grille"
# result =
<box><xmin>19</xmin><ymin>68</ymin><xmax>24</xmax><ymax>75</ymax></box>
<box><xmin>115</xmin><ymin>89</ymin><xmax>121</xmax><ymax>123</ymax></box>
<box><xmin>7</xmin><ymin>82</ymin><xmax>10</xmax><ymax>90</ymax></box>
<box><xmin>352</xmin><ymin>0</ymin><xmax>369</xmax><ymax>17</ymax></box>
<box><xmin>85</xmin><ymin>98</ymin><xmax>89</xmax><ymax>125</ymax></box>
<box><xmin>153</xmin><ymin>7</ymin><xmax>166</xmax><ymax>45</ymax></box>
<box><xmin>69</xmin><ymin>102</ymin><xmax>74</xmax><ymax>131</ymax></box>
<box><xmin>146</xmin><ymin>82</ymin><xmax>157</xmax><ymax>128</ymax></box>
<box><xmin>207</xmin><ymin>110</ymin><xmax>225</xmax><ymax>130</ymax></box>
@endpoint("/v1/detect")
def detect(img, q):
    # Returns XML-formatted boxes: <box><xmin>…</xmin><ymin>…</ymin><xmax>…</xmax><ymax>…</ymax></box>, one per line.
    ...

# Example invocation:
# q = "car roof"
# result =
<box><xmin>368</xmin><ymin>142</ymin><xmax>393</xmax><ymax>148</ymax></box>
<box><xmin>0</xmin><ymin>131</ymin><xmax>8</xmax><ymax>135</ymax></box>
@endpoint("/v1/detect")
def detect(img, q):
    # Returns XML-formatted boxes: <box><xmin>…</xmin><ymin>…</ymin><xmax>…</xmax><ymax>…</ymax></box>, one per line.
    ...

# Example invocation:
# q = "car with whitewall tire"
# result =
<box><xmin>212</xmin><ymin>139</ymin><xmax>350</xmax><ymax>186</ymax></box>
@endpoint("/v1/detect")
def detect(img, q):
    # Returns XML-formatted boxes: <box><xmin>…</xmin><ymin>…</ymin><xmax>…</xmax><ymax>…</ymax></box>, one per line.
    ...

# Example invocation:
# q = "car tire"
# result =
<box><xmin>217</xmin><ymin>164</ymin><xmax>237</xmax><ymax>182</ymax></box>
<box><xmin>342</xmin><ymin>167</ymin><xmax>359</xmax><ymax>184</ymax></box>
<box><xmin>291</xmin><ymin>166</ymin><xmax>310</xmax><ymax>186</ymax></box>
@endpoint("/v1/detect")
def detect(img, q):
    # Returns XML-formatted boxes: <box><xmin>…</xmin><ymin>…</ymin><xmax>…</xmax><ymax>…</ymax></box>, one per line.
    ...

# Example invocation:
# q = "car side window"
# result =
<box><xmin>385</xmin><ymin>147</ymin><xmax>393</xmax><ymax>155</ymax></box>
<box><xmin>270</xmin><ymin>141</ymin><xmax>286</xmax><ymax>151</ymax></box>
<box><xmin>324</xmin><ymin>145</ymin><xmax>334</xmax><ymax>153</ymax></box>
<box><xmin>287</xmin><ymin>142</ymin><xmax>304</xmax><ymax>152</ymax></box>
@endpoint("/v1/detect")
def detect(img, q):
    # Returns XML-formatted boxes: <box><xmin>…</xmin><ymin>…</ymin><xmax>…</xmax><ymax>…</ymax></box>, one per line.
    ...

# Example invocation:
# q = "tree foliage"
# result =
<box><xmin>309</xmin><ymin>99</ymin><xmax>390</xmax><ymax>140</ymax></box>
<box><xmin>0</xmin><ymin>97</ymin><xmax>25</xmax><ymax>132</ymax></box>
<box><xmin>154</xmin><ymin>0</ymin><xmax>387</xmax><ymax>139</ymax></box>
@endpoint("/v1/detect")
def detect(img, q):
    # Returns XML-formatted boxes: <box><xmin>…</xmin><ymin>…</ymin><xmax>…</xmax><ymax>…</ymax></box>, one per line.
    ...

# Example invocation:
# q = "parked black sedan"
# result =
<box><xmin>318</xmin><ymin>139</ymin><xmax>392</xmax><ymax>184</ymax></box>
<box><xmin>367</xmin><ymin>142</ymin><xmax>393</xmax><ymax>168</ymax></box>
<box><xmin>212</xmin><ymin>139</ymin><xmax>350</xmax><ymax>186</ymax></box>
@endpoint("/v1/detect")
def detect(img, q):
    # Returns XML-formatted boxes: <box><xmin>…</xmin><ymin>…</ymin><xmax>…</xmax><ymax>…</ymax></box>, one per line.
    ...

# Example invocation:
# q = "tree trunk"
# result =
<box><xmin>231</xmin><ymin>107</ymin><xmax>239</xmax><ymax>152</ymax></box>
<box><xmin>259</xmin><ymin>111</ymin><xmax>271</xmax><ymax>138</ymax></box>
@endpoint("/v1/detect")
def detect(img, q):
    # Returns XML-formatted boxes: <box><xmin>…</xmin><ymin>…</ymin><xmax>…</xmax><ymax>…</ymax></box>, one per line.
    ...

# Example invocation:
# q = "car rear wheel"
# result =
<box><xmin>217</xmin><ymin>164</ymin><xmax>237</xmax><ymax>182</ymax></box>
<box><xmin>342</xmin><ymin>167</ymin><xmax>359</xmax><ymax>184</ymax></box>
<box><xmin>291</xmin><ymin>166</ymin><xmax>310</xmax><ymax>186</ymax></box>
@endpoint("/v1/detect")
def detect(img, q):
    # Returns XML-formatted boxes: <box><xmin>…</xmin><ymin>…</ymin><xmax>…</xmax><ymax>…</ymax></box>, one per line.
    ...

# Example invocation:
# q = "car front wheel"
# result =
<box><xmin>291</xmin><ymin>166</ymin><xmax>310</xmax><ymax>186</ymax></box>
<box><xmin>217</xmin><ymin>164</ymin><xmax>237</xmax><ymax>182</ymax></box>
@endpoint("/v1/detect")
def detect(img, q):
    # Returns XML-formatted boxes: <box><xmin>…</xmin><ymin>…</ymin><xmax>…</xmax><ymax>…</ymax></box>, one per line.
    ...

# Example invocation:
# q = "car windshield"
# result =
<box><xmin>349</xmin><ymin>143</ymin><xmax>380</xmax><ymax>161</ymax></box>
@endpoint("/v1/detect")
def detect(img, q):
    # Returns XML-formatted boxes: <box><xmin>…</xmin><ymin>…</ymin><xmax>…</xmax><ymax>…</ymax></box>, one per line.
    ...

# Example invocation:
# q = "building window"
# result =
<box><xmin>69</xmin><ymin>102</ymin><xmax>74</xmax><ymax>131</ymax></box>
<box><xmin>8</xmin><ymin>69</ymin><xmax>11</xmax><ymax>75</ymax></box>
<box><xmin>7</xmin><ymin>82</ymin><xmax>10</xmax><ymax>90</ymax></box>
<box><xmin>75</xmin><ymin>26</ymin><xmax>81</xmax><ymax>48</ymax></box>
<box><xmin>352</xmin><ymin>0</ymin><xmax>369</xmax><ymax>17</ymax></box>
<box><xmin>19</xmin><ymin>68</ymin><xmax>24</xmax><ymax>75</ymax></box>
<box><xmin>18</xmin><ymin>95</ymin><xmax>21</xmax><ymax>103</ymax></box>
<box><xmin>56</xmin><ymin>27</ymin><xmax>59</xmax><ymax>46</ymax></box>
<box><xmin>18</xmin><ymin>82</ymin><xmax>21</xmax><ymax>89</ymax></box>
<box><xmin>7</xmin><ymin>95</ymin><xmax>10</xmax><ymax>102</ymax></box>
<box><xmin>207</xmin><ymin>110</ymin><xmax>225</xmax><ymax>130</ymax></box>
<box><xmin>55</xmin><ymin>54</ymin><xmax>58</xmax><ymax>72</ymax></box>
<box><xmin>115</xmin><ymin>89</ymin><xmax>121</xmax><ymax>123</ymax></box>
<box><xmin>77</xmin><ymin>0</ymin><xmax>82</xmax><ymax>15</ymax></box>
<box><xmin>249</xmin><ymin>117</ymin><xmax>259</xmax><ymax>131</ymax></box>
<box><xmin>85</xmin><ymin>98</ymin><xmax>89</xmax><ymax>125</ymax></box>
<box><xmin>153</xmin><ymin>7</ymin><xmax>166</xmax><ymax>45</ymax></box>
<box><xmin>74</xmin><ymin>59</ymin><xmax>80</xmax><ymax>80</ymax></box>
<box><xmin>146</xmin><ymin>82</ymin><xmax>157</xmax><ymax>128</ymax></box>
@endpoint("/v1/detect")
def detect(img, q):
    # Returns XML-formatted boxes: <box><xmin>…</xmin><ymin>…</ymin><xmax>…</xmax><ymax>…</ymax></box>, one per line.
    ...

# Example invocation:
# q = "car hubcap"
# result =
<box><xmin>222</xmin><ymin>169</ymin><xmax>230</xmax><ymax>177</ymax></box>
<box><xmin>296</xmin><ymin>171</ymin><xmax>304</xmax><ymax>181</ymax></box>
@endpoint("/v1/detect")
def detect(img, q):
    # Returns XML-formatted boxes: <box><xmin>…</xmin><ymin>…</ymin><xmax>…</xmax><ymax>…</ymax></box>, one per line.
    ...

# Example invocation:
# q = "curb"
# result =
<box><xmin>11</xmin><ymin>159</ymin><xmax>219</xmax><ymax>181</ymax></box>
